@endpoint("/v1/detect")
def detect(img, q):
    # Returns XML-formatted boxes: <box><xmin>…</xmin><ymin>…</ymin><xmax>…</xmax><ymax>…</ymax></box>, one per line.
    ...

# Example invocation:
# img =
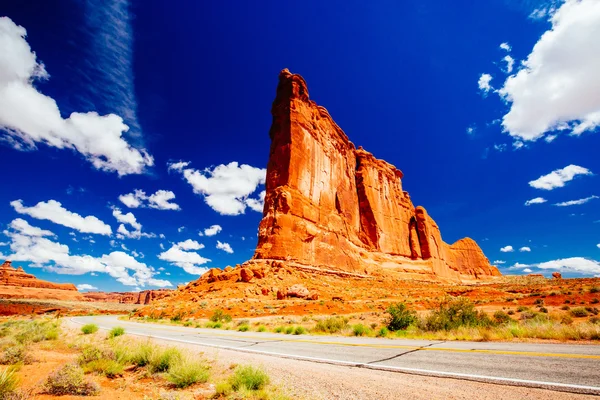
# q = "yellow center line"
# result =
<box><xmin>94</xmin><ymin>319</ymin><xmax>600</xmax><ymax>360</ymax></box>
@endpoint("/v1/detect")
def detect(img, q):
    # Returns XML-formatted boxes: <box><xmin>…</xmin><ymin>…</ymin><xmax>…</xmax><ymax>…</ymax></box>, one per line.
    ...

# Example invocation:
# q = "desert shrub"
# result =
<box><xmin>0</xmin><ymin>345</ymin><xmax>34</xmax><ymax>365</ymax></box>
<box><xmin>166</xmin><ymin>358</ymin><xmax>210</xmax><ymax>388</ymax></box>
<box><xmin>214</xmin><ymin>380</ymin><xmax>233</xmax><ymax>396</ymax></box>
<box><xmin>274</xmin><ymin>326</ymin><xmax>284</xmax><ymax>333</ymax></box>
<box><xmin>257</xmin><ymin>326</ymin><xmax>266</xmax><ymax>332</ymax></box>
<box><xmin>238</xmin><ymin>324</ymin><xmax>250</xmax><ymax>332</ymax></box>
<box><xmin>570</xmin><ymin>308</ymin><xmax>589</xmax><ymax>317</ymax></box>
<box><xmin>561</xmin><ymin>305</ymin><xmax>571</xmax><ymax>311</ymax></box>
<box><xmin>129</xmin><ymin>342</ymin><xmax>156</xmax><ymax>367</ymax></box>
<box><xmin>43</xmin><ymin>364</ymin><xmax>99</xmax><ymax>396</ymax></box>
<box><xmin>170</xmin><ymin>313</ymin><xmax>184</xmax><ymax>323</ymax></box>
<box><xmin>493</xmin><ymin>311</ymin><xmax>512</xmax><ymax>324</ymax></box>
<box><xmin>590</xmin><ymin>317</ymin><xmax>600</xmax><ymax>324</ymax></box>
<box><xmin>108</xmin><ymin>327</ymin><xmax>125</xmax><ymax>338</ymax></box>
<box><xmin>507</xmin><ymin>310</ymin><xmax>515</xmax><ymax>315</ymax></box>
<box><xmin>586</xmin><ymin>307</ymin><xmax>599</xmax><ymax>316</ymax></box>
<box><xmin>229</xmin><ymin>365</ymin><xmax>270</xmax><ymax>391</ymax></box>
<box><xmin>534</xmin><ymin>299</ymin><xmax>544</xmax><ymax>306</ymax></box>
<box><xmin>284</xmin><ymin>326</ymin><xmax>294</xmax><ymax>335</ymax></box>
<box><xmin>386</xmin><ymin>303</ymin><xmax>417</xmax><ymax>331</ymax></box>
<box><xmin>183</xmin><ymin>321</ymin><xmax>193</xmax><ymax>327</ymax></box>
<box><xmin>592</xmin><ymin>299</ymin><xmax>599</xmax><ymax>304</ymax></box>
<box><xmin>294</xmin><ymin>326</ymin><xmax>306</xmax><ymax>335</ymax></box>
<box><xmin>11</xmin><ymin>320</ymin><xmax>60</xmax><ymax>344</ymax></box>
<box><xmin>149</xmin><ymin>347</ymin><xmax>182</xmax><ymax>373</ymax></box>
<box><xmin>81</xmin><ymin>324</ymin><xmax>98</xmax><ymax>335</ymax></box>
<box><xmin>377</xmin><ymin>327</ymin><xmax>389</xmax><ymax>337</ymax></box>
<box><xmin>82</xmin><ymin>359</ymin><xmax>124</xmax><ymax>378</ymax></box>
<box><xmin>313</xmin><ymin>317</ymin><xmax>348</xmax><ymax>334</ymax></box>
<box><xmin>561</xmin><ymin>315</ymin><xmax>574</xmax><ymax>325</ymax></box>
<box><xmin>352</xmin><ymin>324</ymin><xmax>369</xmax><ymax>336</ymax></box>
<box><xmin>539</xmin><ymin>307</ymin><xmax>548</xmax><ymax>314</ymax></box>
<box><xmin>78</xmin><ymin>344</ymin><xmax>114</xmax><ymax>365</ymax></box>
<box><xmin>423</xmin><ymin>298</ymin><xmax>493</xmax><ymax>331</ymax></box>
<box><xmin>590</xmin><ymin>287</ymin><xmax>600</xmax><ymax>294</ymax></box>
<box><xmin>516</xmin><ymin>306</ymin><xmax>528</xmax><ymax>312</ymax></box>
<box><xmin>210</xmin><ymin>310</ymin><xmax>232</xmax><ymax>323</ymax></box>
<box><xmin>0</xmin><ymin>367</ymin><xmax>19</xmax><ymax>399</ymax></box>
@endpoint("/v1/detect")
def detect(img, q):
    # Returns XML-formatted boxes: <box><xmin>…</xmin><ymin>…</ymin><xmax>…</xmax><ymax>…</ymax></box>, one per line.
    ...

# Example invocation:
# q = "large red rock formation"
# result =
<box><xmin>254</xmin><ymin>69</ymin><xmax>500</xmax><ymax>282</ymax></box>
<box><xmin>0</xmin><ymin>261</ymin><xmax>77</xmax><ymax>291</ymax></box>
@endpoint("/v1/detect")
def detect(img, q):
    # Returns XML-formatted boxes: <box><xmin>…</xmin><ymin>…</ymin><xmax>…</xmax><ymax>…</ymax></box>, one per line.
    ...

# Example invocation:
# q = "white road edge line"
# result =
<box><xmin>69</xmin><ymin>318</ymin><xmax>600</xmax><ymax>395</ymax></box>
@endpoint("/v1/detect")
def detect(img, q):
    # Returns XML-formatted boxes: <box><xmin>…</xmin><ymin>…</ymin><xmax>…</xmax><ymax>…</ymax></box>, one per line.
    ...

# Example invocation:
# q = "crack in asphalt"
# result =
<box><xmin>366</xmin><ymin>341</ymin><xmax>447</xmax><ymax>365</ymax></box>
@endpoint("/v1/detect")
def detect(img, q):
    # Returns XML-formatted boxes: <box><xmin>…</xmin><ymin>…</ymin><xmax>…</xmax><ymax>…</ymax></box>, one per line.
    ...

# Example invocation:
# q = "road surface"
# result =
<box><xmin>70</xmin><ymin>315</ymin><xmax>600</xmax><ymax>395</ymax></box>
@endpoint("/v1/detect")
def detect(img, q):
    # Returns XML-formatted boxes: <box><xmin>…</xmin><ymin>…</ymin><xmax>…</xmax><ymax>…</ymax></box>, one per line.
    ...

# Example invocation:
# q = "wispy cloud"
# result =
<box><xmin>74</xmin><ymin>0</ymin><xmax>142</xmax><ymax>142</ymax></box>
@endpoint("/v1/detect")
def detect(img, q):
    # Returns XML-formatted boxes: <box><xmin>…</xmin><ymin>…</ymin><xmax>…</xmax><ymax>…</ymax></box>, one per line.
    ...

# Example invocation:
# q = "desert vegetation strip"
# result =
<box><xmin>77</xmin><ymin>318</ymin><xmax>600</xmax><ymax>360</ymax></box>
<box><xmin>0</xmin><ymin>317</ymin><xmax>293</xmax><ymax>399</ymax></box>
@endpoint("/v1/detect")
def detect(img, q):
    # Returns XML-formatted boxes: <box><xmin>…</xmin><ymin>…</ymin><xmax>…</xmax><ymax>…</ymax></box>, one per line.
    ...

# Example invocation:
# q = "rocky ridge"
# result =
<box><xmin>0</xmin><ymin>261</ymin><xmax>77</xmax><ymax>291</ymax></box>
<box><xmin>138</xmin><ymin>70</ymin><xmax>500</xmax><ymax>318</ymax></box>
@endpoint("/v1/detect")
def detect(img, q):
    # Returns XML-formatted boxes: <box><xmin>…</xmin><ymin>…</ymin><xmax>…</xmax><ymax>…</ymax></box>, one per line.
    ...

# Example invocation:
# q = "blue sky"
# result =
<box><xmin>0</xmin><ymin>0</ymin><xmax>599</xmax><ymax>292</ymax></box>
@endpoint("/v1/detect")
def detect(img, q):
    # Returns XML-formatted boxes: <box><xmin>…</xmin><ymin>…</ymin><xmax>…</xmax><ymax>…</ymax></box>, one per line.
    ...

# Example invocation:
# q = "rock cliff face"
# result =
<box><xmin>254</xmin><ymin>69</ymin><xmax>500</xmax><ymax>282</ymax></box>
<box><xmin>0</xmin><ymin>261</ymin><xmax>77</xmax><ymax>291</ymax></box>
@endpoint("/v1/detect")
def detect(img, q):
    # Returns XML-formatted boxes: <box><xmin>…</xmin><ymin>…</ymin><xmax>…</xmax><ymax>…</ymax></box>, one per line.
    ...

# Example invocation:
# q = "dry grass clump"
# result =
<box><xmin>43</xmin><ymin>363</ymin><xmax>99</xmax><ymax>396</ymax></box>
<box><xmin>166</xmin><ymin>357</ymin><xmax>210</xmax><ymax>388</ymax></box>
<box><xmin>313</xmin><ymin>317</ymin><xmax>348</xmax><ymax>334</ymax></box>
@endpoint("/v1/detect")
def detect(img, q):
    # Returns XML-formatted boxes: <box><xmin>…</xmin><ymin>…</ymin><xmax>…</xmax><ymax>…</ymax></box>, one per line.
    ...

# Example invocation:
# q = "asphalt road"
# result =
<box><xmin>70</xmin><ymin>315</ymin><xmax>600</xmax><ymax>395</ymax></box>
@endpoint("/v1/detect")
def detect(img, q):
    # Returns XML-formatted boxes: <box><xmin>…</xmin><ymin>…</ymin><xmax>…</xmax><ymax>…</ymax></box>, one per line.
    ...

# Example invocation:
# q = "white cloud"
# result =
<box><xmin>112</xmin><ymin>207</ymin><xmax>141</xmax><ymax>231</ymax></box>
<box><xmin>158</xmin><ymin>239</ymin><xmax>210</xmax><ymax>275</ymax></box>
<box><xmin>513</xmin><ymin>257</ymin><xmax>600</xmax><ymax>276</ymax></box>
<box><xmin>513</xmin><ymin>141</ymin><xmax>524</xmax><ymax>150</ymax></box>
<box><xmin>111</xmin><ymin>207</ymin><xmax>155</xmax><ymax>239</ymax></box>
<box><xmin>520</xmin><ymin>246</ymin><xmax>531</xmax><ymax>252</ymax></box>
<box><xmin>494</xmin><ymin>143</ymin><xmax>507</xmax><ymax>152</ymax></box>
<box><xmin>167</xmin><ymin>161</ymin><xmax>190</xmax><ymax>172</ymax></box>
<box><xmin>500</xmin><ymin>42</ymin><xmax>512</xmax><ymax>51</ymax></box>
<box><xmin>478</xmin><ymin>73</ymin><xmax>493</xmax><ymax>93</ymax></box>
<box><xmin>525</xmin><ymin>197</ymin><xmax>547</xmax><ymax>206</ymax></box>
<box><xmin>502</xmin><ymin>55</ymin><xmax>515</xmax><ymax>73</ymax></box>
<box><xmin>3</xmin><ymin>219</ymin><xmax>170</xmax><ymax>288</ymax></box>
<box><xmin>11</xmin><ymin>199</ymin><xmax>111</xmax><ymax>235</ymax></box>
<box><xmin>493</xmin><ymin>260</ymin><xmax>506</xmax><ymax>265</ymax></box>
<box><xmin>0</xmin><ymin>17</ymin><xmax>153</xmax><ymax>176</ymax></box>
<box><xmin>76</xmin><ymin>284</ymin><xmax>97</xmax><ymax>291</ymax></box>
<box><xmin>168</xmin><ymin>161</ymin><xmax>266</xmax><ymax>215</ymax></box>
<box><xmin>528</xmin><ymin>165</ymin><xmax>592</xmax><ymax>190</ymax></box>
<box><xmin>177</xmin><ymin>239</ymin><xmax>204</xmax><ymax>251</ymax></box>
<box><xmin>216</xmin><ymin>241</ymin><xmax>234</xmax><ymax>254</ymax></box>
<box><xmin>177</xmin><ymin>226</ymin><xmax>185</xmax><ymax>233</ymax></box>
<box><xmin>523</xmin><ymin>268</ymin><xmax>533</xmax><ymax>273</ymax></box>
<box><xmin>8</xmin><ymin>218</ymin><xmax>54</xmax><ymax>237</ymax></box>
<box><xmin>495</xmin><ymin>0</ymin><xmax>600</xmax><ymax>141</ymax></box>
<box><xmin>203</xmin><ymin>225</ymin><xmax>222</xmax><ymax>237</ymax></box>
<box><xmin>544</xmin><ymin>134</ymin><xmax>557</xmax><ymax>143</ymax></box>
<box><xmin>466</xmin><ymin>126</ymin><xmax>475</xmax><ymax>135</ymax></box>
<box><xmin>597</xmin><ymin>244</ymin><xmax>600</xmax><ymax>249</ymax></box>
<box><xmin>554</xmin><ymin>195</ymin><xmax>599</xmax><ymax>207</ymax></box>
<box><xmin>500</xmin><ymin>245</ymin><xmax>514</xmax><ymax>252</ymax></box>
<box><xmin>118</xmin><ymin>189</ymin><xmax>180</xmax><ymax>210</ymax></box>
<box><xmin>245</xmin><ymin>190</ymin><xmax>266</xmax><ymax>213</ymax></box>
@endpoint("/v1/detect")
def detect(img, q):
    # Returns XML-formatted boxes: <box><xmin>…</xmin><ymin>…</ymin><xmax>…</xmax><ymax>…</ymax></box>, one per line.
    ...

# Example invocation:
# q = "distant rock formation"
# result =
<box><xmin>0</xmin><ymin>261</ymin><xmax>77</xmax><ymax>291</ymax></box>
<box><xmin>82</xmin><ymin>289</ymin><xmax>171</xmax><ymax>304</ymax></box>
<box><xmin>253</xmin><ymin>69</ymin><xmax>500</xmax><ymax>282</ymax></box>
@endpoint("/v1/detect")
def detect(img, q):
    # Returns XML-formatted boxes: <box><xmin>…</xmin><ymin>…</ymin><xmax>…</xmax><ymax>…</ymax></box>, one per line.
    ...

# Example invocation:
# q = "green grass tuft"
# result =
<box><xmin>81</xmin><ymin>324</ymin><xmax>99</xmax><ymax>335</ymax></box>
<box><xmin>108</xmin><ymin>326</ymin><xmax>125</xmax><ymax>338</ymax></box>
